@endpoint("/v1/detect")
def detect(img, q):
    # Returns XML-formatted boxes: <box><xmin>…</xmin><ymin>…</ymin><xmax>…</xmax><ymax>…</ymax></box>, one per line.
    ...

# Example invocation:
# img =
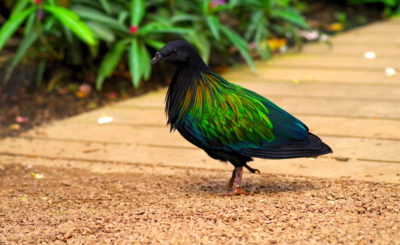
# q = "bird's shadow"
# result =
<box><xmin>183</xmin><ymin>174</ymin><xmax>325</xmax><ymax>196</ymax></box>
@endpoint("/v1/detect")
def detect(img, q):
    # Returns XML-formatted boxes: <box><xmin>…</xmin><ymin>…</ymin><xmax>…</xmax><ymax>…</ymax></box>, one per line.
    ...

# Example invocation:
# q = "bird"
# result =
<box><xmin>151</xmin><ymin>40</ymin><xmax>332</xmax><ymax>195</ymax></box>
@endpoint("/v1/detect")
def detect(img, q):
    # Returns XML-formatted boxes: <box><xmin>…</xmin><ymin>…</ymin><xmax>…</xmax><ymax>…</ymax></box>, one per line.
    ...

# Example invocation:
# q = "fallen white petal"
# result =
<box><xmin>385</xmin><ymin>67</ymin><xmax>396</xmax><ymax>77</ymax></box>
<box><xmin>97</xmin><ymin>116</ymin><xmax>113</xmax><ymax>125</ymax></box>
<box><xmin>364</xmin><ymin>51</ymin><xmax>376</xmax><ymax>59</ymax></box>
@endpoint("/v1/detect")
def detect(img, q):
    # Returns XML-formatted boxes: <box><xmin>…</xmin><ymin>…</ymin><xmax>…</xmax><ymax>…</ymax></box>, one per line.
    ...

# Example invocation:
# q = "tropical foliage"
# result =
<box><xmin>348</xmin><ymin>0</ymin><xmax>400</xmax><ymax>16</ymax></box>
<box><xmin>0</xmin><ymin>0</ymin><xmax>309</xmax><ymax>89</ymax></box>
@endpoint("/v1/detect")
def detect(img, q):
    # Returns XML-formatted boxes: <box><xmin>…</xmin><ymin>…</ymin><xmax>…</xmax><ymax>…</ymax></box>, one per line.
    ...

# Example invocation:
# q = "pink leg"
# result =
<box><xmin>223</xmin><ymin>167</ymin><xmax>248</xmax><ymax>196</ymax></box>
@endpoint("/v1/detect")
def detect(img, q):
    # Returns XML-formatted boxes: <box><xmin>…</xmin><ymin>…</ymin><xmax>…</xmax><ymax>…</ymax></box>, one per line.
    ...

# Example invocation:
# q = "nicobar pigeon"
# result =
<box><xmin>151</xmin><ymin>40</ymin><xmax>332</xmax><ymax>195</ymax></box>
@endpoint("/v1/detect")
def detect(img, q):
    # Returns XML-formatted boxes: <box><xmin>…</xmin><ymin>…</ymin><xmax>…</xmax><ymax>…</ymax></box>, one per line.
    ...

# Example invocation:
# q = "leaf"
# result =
<box><xmin>145</xmin><ymin>39</ymin><xmax>165</xmax><ymax>50</ymax></box>
<box><xmin>201</xmin><ymin>0</ymin><xmax>211</xmax><ymax>14</ymax></box>
<box><xmin>62</xmin><ymin>27</ymin><xmax>84</xmax><ymax>64</ymax></box>
<box><xmin>350</xmin><ymin>0</ymin><xmax>397</xmax><ymax>6</ymax></box>
<box><xmin>219</xmin><ymin>25</ymin><xmax>256</xmax><ymax>72</ymax></box>
<box><xmin>255</xmin><ymin>21</ymin><xmax>270</xmax><ymax>59</ymax></box>
<box><xmin>118</xmin><ymin>11</ymin><xmax>129</xmax><ymax>23</ymax></box>
<box><xmin>130</xmin><ymin>0</ymin><xmax>145</xmax><ymax>26</ymax></box>
<box><xmin>10</xmin><ymin>0</ymin><xmax>31</xmax><ymax>18</ymax></box>
<box><xmin>271</xmin><ymin>9</ymin><xmax>309</xmax><ymax>29</ymax></box>
<box><xmin>0</xmin><ymin>7</ymin><xmax>35</xmax><ymax>51</ymax></box>
<box><xmin>99</xmin><ymin>0</ymin><xmax>112</xmax><ymax>14</ymax></box>
<box><xmin>206</xmin><ymin>15</ymin><xmax>220</xmax><ymax>41</ymax></box>
<box><xmin>71</xmin><ymin>5</ymin><xmax>129</xmax><ymax>33</ymax></box>
<box><xmin>138</xmin><ymin>22</ymin><xmax>189</xmax><ymax>36</ymax></box>
<box><xmin>245</xmin><ymin>10</ymin><xmax>264</xmax><ymax>40</ymax></box>
<box><xmin>147</xmin><ymin>27</ymin><xmax>190</xmax><ymax>35</ymax></box>
<box><xmin>129</xmin><ymin>38</ymin><xmax>142</xmax><ymax>88</ymax></box>
<box><xmin>63</xmin><ymin>24</ymin><xmax>74</xmax><ymax>43</ymax></box>
<box><xmin>260</xmin><ymin>0</ymin><xmax>272</xmax><ymax>9</ymax></box>
<box><xmin>43</xmin><ymin>5</ymin><xmax>97</xmax><ymax>46</ymax></box>
<box><xmin>4</xmin><ymin>30</ymin><xmax>39</xmax><ymax>83</ymax></box>
<box><xmin>184</xmin><ymin>31</ymin><xmax>210</xmax><ymax>63</ymax></box>
<box><xmin>86</xmin><ymin>22</ymin><xmax>115</xmax><ymax>42</ymax></box>
<box><xmin>96</xmin><ymin>40</ymin><xmax>128</xmax><ymax>89</ymax></box>
<box><xmin>43</xmin><ymin>16</ymin><xmax>57</xmax><ymax>31</ymax></box>
<box><xmin>171</xmin><ymin>13</ymin><xmax>200</xmax><ymax>23</ymax></box>
<box><xmin>139</xmin><ymin>44</ymin><xmax>151</xmax><ymax>80</ymax></box>
<box><xmin>23</xmin><ymin>11</ymin><xmax>37</xmax><ymax>37</ymax></box>
<box><xmin>228</xmin><ymin>0</ymin><xmax>241</xmax><ymax>8</ymax></box>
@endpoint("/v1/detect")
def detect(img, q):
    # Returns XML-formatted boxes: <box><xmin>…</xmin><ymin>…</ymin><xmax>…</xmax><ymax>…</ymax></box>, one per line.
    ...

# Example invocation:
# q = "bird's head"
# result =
<box><xmin>151</xmin><ymin>40</ymin><xmax>198</xmax><ymax>66</ymax></box>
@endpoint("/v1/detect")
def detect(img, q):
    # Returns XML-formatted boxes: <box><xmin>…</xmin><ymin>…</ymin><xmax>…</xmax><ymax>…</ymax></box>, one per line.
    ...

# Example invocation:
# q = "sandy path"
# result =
<box><xmin>1</xmin><ymin>157</ymin><xmax>399</xmax><ymax>244</ymax></box>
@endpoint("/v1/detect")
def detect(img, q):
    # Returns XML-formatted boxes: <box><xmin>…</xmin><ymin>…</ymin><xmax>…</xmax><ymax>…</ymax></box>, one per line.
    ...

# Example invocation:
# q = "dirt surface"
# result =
<box><xmin>1</xmin><ymin>160</ymin><xmax>399</xmax><ymax>244</ymax></box>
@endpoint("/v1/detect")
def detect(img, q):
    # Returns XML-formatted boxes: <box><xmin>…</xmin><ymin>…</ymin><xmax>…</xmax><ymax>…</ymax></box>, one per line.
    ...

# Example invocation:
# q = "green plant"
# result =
<box><xmin>0</xmin><ymin>0</ymin><xmax>98</xmax><ymax>84</ymax></box>
<box><xmin>349</xmin><ymin>0</ymin><xmax>400</xmax><ymax>16</ymax></box>
<box><xmin>148</xmin><ymin>0</ymin><xmax>256</xmax><ymax>71</ymax></box>
<box><xmin>1</xmin><ymin>0</ymin><xmax>311</xmax><ymax>90</ymax></box>
<box><xmin>78</xmin><ymin>0</ymin><xmax>190</xmax><ymax>88</ymax></box>
<box><xmin>238</xmin><ymin>0</ymin><xmax>310</xmax><ymax>59</ymax></box>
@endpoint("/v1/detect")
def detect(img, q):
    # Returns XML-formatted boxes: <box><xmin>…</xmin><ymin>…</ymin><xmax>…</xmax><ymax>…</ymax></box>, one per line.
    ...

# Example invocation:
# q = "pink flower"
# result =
<box><xmin>34</xmin><ymin>0</ymin><xmax>42</xmax><ymax>4</ymax></box>
<box><xmin>15</xmin><ymin>117</ymin><xmax>27</xmax><ymax>123</ymax></box>
<box><xmin>129</xmin><ymin>26</ymin><xmax>139</xmax><ymax>34</ymax></box>
<box><xmin>210</xmin><ymin>0</ymin><xmax>225</xmax><ymax>8</ymax></box>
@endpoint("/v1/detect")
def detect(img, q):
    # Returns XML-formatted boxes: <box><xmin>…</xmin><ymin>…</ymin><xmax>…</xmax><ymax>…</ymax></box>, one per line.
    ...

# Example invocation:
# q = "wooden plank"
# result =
<box><xmin>116</xmin><ymin>82</ymin><xmax>400</xmax><ymax>102</ymax></box>
<box><xmin>239</xmin><ymin>82</ymin><xmax>400</xmax><ymax>101</ymax></box>
<box><xmin>268</xmin><ymin>96</ymin><xmax>400</xmax><ymax>119</ymax></box>
<box><xmin>331</xmin><ymin>39</ymin><xmax>400</xmax><ymax>46</ymax></box>
<box><xmin>30</xmin><ymin>107</ymin><xmax>400</xmax><ymax>140</ymax></box>
<box><xmin>1</xmin><ymin>153</ymin><xmax>400</xmax><ymax>183</ymax></box>
<box><xmin>223</xmin><ymin>67</ymin><xmax>400</xmax><ymax>85</ymax></box>
<box><xmin>301</xmin><ymin>43</ymin><xmax>400</xmax><ymax>57</ymax></box>
<box><xmin>329</xmin><ymin>21</ymin><xmax>400</xmax><ymax>36</ymax></box>
<box><xmin>115</xmin><ymin>94</ymin><xmax>400</xmax><ymax>119</ymax></box>
<box><xmin>1</xmin><ymin>135</ymin><xmax>400</xmax><ymax>164</ymax></box>
<box><xmin>346</xmin><ymin>24</ymin><xmax>400</xmax><ymax>34</ymax></box>
<box><xmin>265</xmin><ymin>55</ymin><xmax>400</xmax><ymax>70</ymax></box>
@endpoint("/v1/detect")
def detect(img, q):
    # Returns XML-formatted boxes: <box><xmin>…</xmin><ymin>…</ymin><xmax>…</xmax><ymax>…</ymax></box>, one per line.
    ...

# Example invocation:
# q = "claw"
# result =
<box><xmin>245</xmin><ymin>164</ymin><xmax>261</xmax><ymax>174</ymax></box>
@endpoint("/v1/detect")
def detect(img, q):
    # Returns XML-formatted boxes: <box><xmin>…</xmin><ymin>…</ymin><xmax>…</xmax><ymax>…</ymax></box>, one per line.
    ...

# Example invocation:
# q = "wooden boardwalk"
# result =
<box><xmin>1</xmin><ymin>19</ymin><xmax>400</xmax><ymax>183</ymax></box>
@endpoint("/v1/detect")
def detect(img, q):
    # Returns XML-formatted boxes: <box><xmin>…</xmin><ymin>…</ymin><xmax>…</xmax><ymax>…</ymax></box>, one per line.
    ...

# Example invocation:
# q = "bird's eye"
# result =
<box><xmin>173</xmin><ymin>49</ymin><xmax>178</xmax><ymax>53</ymax></box>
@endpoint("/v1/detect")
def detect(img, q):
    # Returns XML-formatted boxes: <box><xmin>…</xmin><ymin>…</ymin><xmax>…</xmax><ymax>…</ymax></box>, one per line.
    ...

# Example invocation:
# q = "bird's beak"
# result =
<box><xmin>151</xmin><ymin>51</ymin><xmax>162</xmax><ymax>65</ymax></box>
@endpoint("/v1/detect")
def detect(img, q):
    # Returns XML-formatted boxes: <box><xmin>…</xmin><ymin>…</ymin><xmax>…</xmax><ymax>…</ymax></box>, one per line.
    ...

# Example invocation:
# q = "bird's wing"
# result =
<box><xmin>179</xmin><ymin>72</ymin><xmax>309</xmax><ymax>153</ymax></box>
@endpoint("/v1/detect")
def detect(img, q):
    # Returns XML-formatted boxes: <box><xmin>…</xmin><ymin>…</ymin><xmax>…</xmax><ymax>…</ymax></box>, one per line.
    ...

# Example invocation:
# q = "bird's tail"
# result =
<box><xmin>243</xmin><ymin>133</ymin><xmax>332</xmax><ymax>159</ymax></box>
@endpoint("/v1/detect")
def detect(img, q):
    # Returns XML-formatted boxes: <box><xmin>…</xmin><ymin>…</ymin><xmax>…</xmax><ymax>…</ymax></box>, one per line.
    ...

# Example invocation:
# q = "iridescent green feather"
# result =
<box><xmin>180</xmin><ymin>72</ymin><xmax>275</xmax><ymax>149</ymax></box>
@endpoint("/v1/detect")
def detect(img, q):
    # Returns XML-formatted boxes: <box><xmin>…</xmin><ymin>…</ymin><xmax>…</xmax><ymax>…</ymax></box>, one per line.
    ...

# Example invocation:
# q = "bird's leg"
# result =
<box><xmin>227</xmin><ymin>167</ymin><xmax>237</xmax><ymax>189</ymax></box>
<box><xmin>244</xmin><ymin>164</ymin><xmax>261</xmax><ymax>174</ymax></box>
<box><xmin>223</xmin><ymin>166</ymin><xmax>247</xmax><ymax>196</ymax></box>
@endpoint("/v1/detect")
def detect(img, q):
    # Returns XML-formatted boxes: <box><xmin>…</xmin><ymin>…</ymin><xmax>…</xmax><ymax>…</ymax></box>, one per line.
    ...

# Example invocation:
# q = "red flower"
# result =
<box><xmin>34</xmin><ymin>0</ymin><xmax>42</xmax><ymax>4</ymax></box>
<box><xmin>129</xmin><ymin>26</ymin><xmax>139</xmax><ymax>34</ymax></box>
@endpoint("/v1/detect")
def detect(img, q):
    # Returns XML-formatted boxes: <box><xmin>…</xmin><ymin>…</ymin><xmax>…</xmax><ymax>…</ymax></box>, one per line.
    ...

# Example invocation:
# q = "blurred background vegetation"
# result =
<box><xmin>1</xmin><ymin>0</ymin><xmax>398</xmax><ymax>90</ymax></box>
<box><xmin>0</xmin><ymin>0</ymin><xmax>399</xmax><ymax>136</ymax></box>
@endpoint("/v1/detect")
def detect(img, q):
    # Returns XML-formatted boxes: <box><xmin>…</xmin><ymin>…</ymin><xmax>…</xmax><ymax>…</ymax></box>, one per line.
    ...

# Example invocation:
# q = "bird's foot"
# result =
<box><xmin>223</xmin><ymin>166</ymin><xmax>248</xmax><ymax>196</ymax></box>
<box><xmin>221</xmin><ymin>187</ymin><xmax>248</xmax><ymax>196</ymax></box>
<box><xmin>245</xmin><ymin>164</ymin><xmax>260</xmax><ymax>174</ymax></box>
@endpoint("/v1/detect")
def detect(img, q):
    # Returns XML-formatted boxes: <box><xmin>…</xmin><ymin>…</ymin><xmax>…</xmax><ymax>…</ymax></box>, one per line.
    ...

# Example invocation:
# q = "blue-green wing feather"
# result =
<box><xmin>178</xmin><ymin>72</ymin><xmax>311</xmax><ymax>156</ymax></box>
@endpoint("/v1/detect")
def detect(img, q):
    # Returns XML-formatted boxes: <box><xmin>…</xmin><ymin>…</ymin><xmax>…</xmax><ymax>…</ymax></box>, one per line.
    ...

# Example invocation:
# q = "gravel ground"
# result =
<box><xmin>0</xmin><ymin>162</ymin><xmax>399</xmax><ymax>244</ymax></box>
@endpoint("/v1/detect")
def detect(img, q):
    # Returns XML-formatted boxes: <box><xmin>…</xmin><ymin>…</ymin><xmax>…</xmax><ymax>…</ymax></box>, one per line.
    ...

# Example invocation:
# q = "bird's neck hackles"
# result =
<box><xmin>165</xmin><ymin>55</ymin><xmax>212</xmax><ymax>130</ymax></box>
